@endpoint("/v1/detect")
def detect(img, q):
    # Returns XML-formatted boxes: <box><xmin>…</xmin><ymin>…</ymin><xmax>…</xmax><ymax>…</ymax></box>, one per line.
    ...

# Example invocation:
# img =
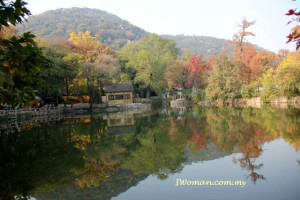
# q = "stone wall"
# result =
<box><xmin>232</xmin><ymin>97</ymin><xmax>263</xmax><ymax>108</ymax></box>
<box><xmin>198</xmin><ymin>96</ymin><xmax>300</xmax><ymax>108</ymax></box>
<box><xmin>270</xmin><ymin>96</ymin><xmax>300</xmax><ymax>109</ymax></box>
<box><xmin>117</xmin><ymin>103</ymin><xmax>152</xmax><ymax>111</ymax></box>
<box><xmin>170</xmin><ymin>99</ymin><xmax>192</xmax><ymax>107</ymax></box>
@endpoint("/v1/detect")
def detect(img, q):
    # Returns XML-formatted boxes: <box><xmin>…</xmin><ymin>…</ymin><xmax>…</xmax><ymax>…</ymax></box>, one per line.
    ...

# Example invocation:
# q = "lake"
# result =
<box><xmin>0</xmin><ymin>106</ymin><xmax>300</xmax><ymax>200</ymax></box>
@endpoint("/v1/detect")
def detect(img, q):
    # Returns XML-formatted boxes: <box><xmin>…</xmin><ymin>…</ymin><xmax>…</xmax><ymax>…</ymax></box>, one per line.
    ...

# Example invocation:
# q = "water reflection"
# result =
<box><xmin>0</xmin><ymin>106</ymin><xmax>299</xmax><ymax>200</ymax></box>
<box><xmin>107</xmin><ymin>113</ymin><xmax>136</xmax><ymax>136</ymax></box>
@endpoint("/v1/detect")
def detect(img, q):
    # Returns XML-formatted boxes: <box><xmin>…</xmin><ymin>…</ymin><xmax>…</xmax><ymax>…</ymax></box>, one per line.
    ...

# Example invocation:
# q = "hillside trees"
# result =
<box><xmin>163</xmin><ymin>35</ymin><xmax>235</xmax><ymax>58</ymax></box>
<box><xmin>15</xmin><ymin>7</ymin><xmax>148</xmax><ymax>49</ymax></box>
<box><xmin>119</xmin><ymin>34</ymin><xmax>178</xmax><ymax>98</ymax></box>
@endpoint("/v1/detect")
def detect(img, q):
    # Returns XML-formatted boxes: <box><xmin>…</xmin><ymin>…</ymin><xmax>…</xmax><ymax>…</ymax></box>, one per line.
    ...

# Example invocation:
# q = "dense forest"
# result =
<box><xmin>0</xmin><ymin>1</ymin><xmax>299</xmax><ymax>108</ymax></box>
<box><xmin>163</xmin><ymin>35</ymin><xmax>265</xmax><ymax>58</ymax></box>
<box><xmin>163</xmin><ymin>34</ymin><xmax>235</xmax><ymax>58</ymax></box>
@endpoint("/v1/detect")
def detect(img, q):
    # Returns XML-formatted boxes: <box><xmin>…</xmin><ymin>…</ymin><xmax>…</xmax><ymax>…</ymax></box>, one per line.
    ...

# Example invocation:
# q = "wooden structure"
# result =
<box><xmin>104</xmin><ymin>82</ymin><xmax>134</xmax><ymax>104</ymax></box>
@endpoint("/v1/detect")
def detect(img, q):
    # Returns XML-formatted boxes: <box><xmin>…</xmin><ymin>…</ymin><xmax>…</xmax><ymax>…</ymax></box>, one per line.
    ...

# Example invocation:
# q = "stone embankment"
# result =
<box><xmin>0</xmin><ymin>103</ymin><xmax>152</xmax><ymax>122</ymax></box>
<box><xmin>269</xmin><ymin>96</ymin><xmax>300</xmax><ymax>108</ymax></box>
<box><xmin>0</xmin><ymin>103</ymin><xmax>152</xmax><ymax>130</ymax></box>
<box><xmin>198</xmin><ymin>96</ymin><xmax>300</xmax><ymax>108</ymax></box>
<box><xmin>116</xmin><ymin>103</ymin><xmax>152</xmax><ymax>111</ymax></box>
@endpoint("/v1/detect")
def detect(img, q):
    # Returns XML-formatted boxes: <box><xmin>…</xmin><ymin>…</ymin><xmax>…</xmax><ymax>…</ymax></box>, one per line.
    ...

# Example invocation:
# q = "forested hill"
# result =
<box><xmin>162</xmin><ymin>35</ymin><xmax>235</xmax><ymax>57</ymax></box>
<box><xmin>16</xmin><ymin>7</ymin><xmax>149</xmax><ymax>49</ymax></box>
<box><xmin>16</xmin><ymin>7</ymin><xmax>263</xmax><ymax>57</ymax></box>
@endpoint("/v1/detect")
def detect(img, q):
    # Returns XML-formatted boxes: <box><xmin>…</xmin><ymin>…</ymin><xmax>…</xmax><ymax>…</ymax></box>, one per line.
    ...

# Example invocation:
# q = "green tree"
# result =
<box><xmin>120</xmin><ymin>73</ymin><xmax>132</xmax><ymax>83</ymax></box>
<box><xmin>61</xmin><ymin>53</ymin><xmax>81</xmax><ymax>96</ymax></box>
<box><xmin>259</xmin><ymin>68</ymin><xmax>278</xmax><ymax>102</ymax></box>
<box><xmin>205</xmin><ymin>55</ymin><xmax>243</xmax><ymax>100</ymax></box>
<box><xmin>119</xmin><ymin>34</ymin><xmax>178</xmax><ymax>98</ymax></box>
<box><xmin>0</xmin><ymin>0</ymin><xmax>30</xmax><ymax>27</ymax></box>
<box><xmin>180</xmin><ymin>49</ymin><xmax>194</xmax><ymax>63</ymax></box>
<box><xmin>36</xmin><ymin>42</ymin><xmax>80</xmax><ymax>104</ymax></box>
<box><xmin>0</xmin><ymin>0</ymin><xmax>52</xmax><ymax>104</ymax></box>
<box><xmin>80</xmin><ymin>54</ymin><xmax>120</xmax><ymax>108</ymax></box>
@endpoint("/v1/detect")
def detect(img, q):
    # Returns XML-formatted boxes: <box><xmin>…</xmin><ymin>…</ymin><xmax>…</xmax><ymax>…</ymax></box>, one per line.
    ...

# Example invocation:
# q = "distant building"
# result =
<box><xmin>104</xmin><ymin>82</ymin><xmax>134</xmax><ymax>104</ymax></box>
<box><xmin>162</xmin><ymin>90</ymin><xmax>183</xmax><ymax>100</ymax></box>
<box><xmin>162</xmin><ymin>86</ymin><xmax>184</xmax><ymax>100</ymax></box>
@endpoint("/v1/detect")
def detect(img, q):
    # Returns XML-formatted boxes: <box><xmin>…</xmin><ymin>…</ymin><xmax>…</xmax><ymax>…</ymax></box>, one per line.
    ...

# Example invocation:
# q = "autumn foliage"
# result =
<box><xmin>165</xmin><ymin>54</ymin><xmax>213</xmax><ymax>91</ymax></box>
<box><xmin>286</xmin><ymin>7</ymin><xmax>300</xmax><ymax>50</ymax></box>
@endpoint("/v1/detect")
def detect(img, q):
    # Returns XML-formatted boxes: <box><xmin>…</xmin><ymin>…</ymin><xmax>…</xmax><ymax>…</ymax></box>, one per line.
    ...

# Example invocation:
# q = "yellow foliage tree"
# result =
<box><xmin>276</xmin><ymin>50</ymin><xmax>300</xmax><ymax>96</ymax></box>
<box><xmin>69</xmin><ymin>31</ymin><xmax>100</xmax><ymax>45</ymax></box>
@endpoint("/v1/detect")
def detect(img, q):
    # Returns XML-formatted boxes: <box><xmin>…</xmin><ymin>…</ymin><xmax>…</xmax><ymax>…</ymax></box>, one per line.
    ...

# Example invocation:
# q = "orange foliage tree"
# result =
<box><xmin>232</xmin><ymin>18</ymin><xmax>280</xmax><ymax>83</ymax></box>
<box><xmin>232</xmin><ymin>18</ymin><xmax>256</xmax><ymax>59</ymax></box>
<box><xmin>286</xmin><ymin>3</ymin><xmax>300</xmax><ymax>50</ymax></box>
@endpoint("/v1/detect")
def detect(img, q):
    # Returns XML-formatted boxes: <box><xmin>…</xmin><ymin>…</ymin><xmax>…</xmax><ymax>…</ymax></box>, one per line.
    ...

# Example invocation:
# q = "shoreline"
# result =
<box><xmin>0</xmin><ymin>104</ymin><xmax>153</xmax><ymax>130</ymax></box>
<box><xmin>0</xmin><ymin>103</ymin><xmax>152</xmax><ymax>122</ymax></box>
<box><xmin>197</xmin><ymin>96</ymin><xmax>300</xmax><ymax>109</ymax></box>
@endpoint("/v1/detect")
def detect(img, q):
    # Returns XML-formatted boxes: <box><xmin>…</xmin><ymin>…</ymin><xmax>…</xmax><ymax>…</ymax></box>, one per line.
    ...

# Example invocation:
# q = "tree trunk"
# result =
<box><xmin>98</xmin><ymin>79</ymin><xmax>102</xmax><ymax>103</ymax></box>
<box><xmin>139</xmin><ymin>90</ymin><xmax>143</xmax><ymax>98</ymax></box>
<box><xmin>147</xmin><ymin>115</ymin><xmax>152</xmax><ymax>124</ymax></box>
<box><xmin>0</xmin><ymin>132</ymin><xmax>3</xmax><ymax>153</ymax></box>
<box><xmin>65</xmin><ymin>78</ymin><xmax>69</xmax><ymax>96</ymax></box>
<box><xmin>147</xmin><ymin>73</ymin><xmax>152</xmax><ymax>99</ymax></box>
<box><xmin>146</xmin><ymin>87</ymin><xmax>151</xmax><ymax>99</ymax></box>
<box><xmin>89</xmin><ymin>89</ymin><xmax>95</xmax><ymax>111</ymax></box>
<box><xmin>56</xmin><ymin>92</ymin><xmax>59</xmax><ymax>106</ymax></box>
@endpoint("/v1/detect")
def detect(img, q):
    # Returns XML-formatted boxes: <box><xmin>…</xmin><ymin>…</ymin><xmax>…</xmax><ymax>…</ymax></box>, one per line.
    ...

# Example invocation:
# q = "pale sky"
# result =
<box><xmin>26</xmin><ymin>0</ymin><xmax>299</xmax><ymax>53</ymax></box>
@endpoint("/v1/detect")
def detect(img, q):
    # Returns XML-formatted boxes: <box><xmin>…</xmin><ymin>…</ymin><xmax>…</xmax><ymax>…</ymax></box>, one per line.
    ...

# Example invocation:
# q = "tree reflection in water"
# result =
<box><xmin>0</xmin><ymin>106</ymin><xmax>299</xmax><ymax>199</ymax></box>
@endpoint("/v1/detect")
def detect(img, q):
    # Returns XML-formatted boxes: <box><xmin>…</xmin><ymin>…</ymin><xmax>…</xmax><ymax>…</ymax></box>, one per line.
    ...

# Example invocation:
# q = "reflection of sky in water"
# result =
<box><xmin>113</xmin><ymin>138</ymin><xmax>300</xmax><ymax>200</ymax></box>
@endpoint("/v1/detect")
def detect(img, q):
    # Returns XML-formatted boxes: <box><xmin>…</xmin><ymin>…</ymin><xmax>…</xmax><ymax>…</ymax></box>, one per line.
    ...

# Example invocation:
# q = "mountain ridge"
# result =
<box><xmin>17</xmin><ymin>7</ymin><xmax>149</xmax><ymax>49</ymax></box>
<box><xmin>16</xmin><ymin>7</ymin><xmax>264</xmax><ymax>57</ymax></box>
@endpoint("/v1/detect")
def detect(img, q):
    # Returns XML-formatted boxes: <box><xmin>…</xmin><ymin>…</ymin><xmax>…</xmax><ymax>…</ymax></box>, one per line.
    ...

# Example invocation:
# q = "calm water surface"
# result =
<box><xmin>0</xmin><ymin>106</ymin><xmax>299</xmax><ymax>200</ymax></box>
